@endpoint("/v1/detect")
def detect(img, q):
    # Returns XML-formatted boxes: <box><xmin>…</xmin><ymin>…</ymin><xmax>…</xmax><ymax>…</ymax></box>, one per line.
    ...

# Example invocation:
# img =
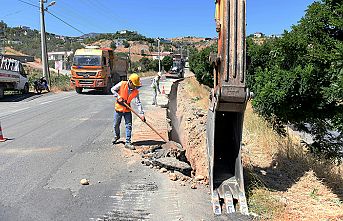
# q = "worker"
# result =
<box><xmin>151</xmin><ymin>72</ymin><xmax>162</xmax><ymax>106</ymax></box>
<box><xmin>111</xmin><ymin>73</ymin><xmax>145</xmax><ymax>150</ymax></box>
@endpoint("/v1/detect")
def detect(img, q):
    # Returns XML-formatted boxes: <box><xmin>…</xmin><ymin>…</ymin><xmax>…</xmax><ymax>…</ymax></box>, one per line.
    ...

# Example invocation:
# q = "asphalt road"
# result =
<box><xmin>0</xmin><ymin>77</ymin><xmax>248</xmax><ymax>221</ymax></box>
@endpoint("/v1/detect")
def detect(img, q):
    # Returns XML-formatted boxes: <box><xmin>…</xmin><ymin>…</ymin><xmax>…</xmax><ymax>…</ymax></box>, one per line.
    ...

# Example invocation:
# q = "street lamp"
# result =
<box><xmin>47</xmin><ymin>1</ymin><xmax>56</xmax><ymax>8</ymax></box>
<box><xmin>40</xmin><ymin>0</ymin><xmax>56</xmax><ymax>84</ymax></box>
<box><xmin>156</xmin><ymin>38</ymin><xmax>161</xmax><ymax>73</ymax></box>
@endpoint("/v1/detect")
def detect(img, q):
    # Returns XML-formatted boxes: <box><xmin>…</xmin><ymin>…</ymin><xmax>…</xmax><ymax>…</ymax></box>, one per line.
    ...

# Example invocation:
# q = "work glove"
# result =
<box><xmin>140</xmin><ymin>115</ymin><xmax>146</xmax><ymax>122</ymax></box>
<box><xmin>117</xmin><ymin>97</ymin><xmax>127</xmax><ymax>106</ymax></box>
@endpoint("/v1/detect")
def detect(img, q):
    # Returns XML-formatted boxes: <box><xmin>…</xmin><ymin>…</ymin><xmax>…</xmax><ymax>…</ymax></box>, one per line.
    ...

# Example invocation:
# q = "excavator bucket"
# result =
<box><xmin>207</xmin><ymin>0</ymin><xmax>249</xmax><ymax>215</ymax></box>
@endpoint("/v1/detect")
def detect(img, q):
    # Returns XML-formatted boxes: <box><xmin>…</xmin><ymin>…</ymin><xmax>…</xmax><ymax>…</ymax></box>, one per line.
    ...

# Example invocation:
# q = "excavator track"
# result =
<box><xmin>207</xmin><ymin>0</ymin><xmax>250</xmax><ymax>216</ymax></box>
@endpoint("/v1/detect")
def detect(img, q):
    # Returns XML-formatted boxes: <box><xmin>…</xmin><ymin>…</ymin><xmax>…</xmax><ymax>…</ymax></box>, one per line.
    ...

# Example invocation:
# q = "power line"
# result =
<box><xmin>45</xmin><ymin>11</ymin><xmax>85</xmax><ymax>35</ymax></box>
<box><xmin>17</xmin><ymin>0</ymin><xmax>85</xmax><ymax>35</ymax></box>
<box><xmin>49</xmin><ymin>0</ymin><xmax>101</xmax><ymax>33</ymax></box>
<box><xmin>1</xmin><ymin>10</ymin><xmax>25</xmax><ymax>19</ymax></box>
<box><xmin>17</xmin><ymin>0</ymin><xmax>39</xmax><ymax>9</ymax></box>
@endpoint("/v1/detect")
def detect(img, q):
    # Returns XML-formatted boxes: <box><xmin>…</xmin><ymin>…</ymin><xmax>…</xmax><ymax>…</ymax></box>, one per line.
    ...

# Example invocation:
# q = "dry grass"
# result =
<box><xmin>243</xmin><ymin>103</ymin><xmax>343</xmax><ymax>220</ymax></box>
<box><xmin>183</xmin><ymin>77</ymin><xmax>210</xmax><ymax>110</ymax></box>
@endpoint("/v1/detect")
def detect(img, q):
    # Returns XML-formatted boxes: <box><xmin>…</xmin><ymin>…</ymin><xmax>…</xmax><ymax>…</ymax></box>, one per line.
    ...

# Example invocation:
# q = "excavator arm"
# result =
<box><xmin>207</xmin><ymin>0</ymin><xmax>250</xmax><ymax>215</ymax></box>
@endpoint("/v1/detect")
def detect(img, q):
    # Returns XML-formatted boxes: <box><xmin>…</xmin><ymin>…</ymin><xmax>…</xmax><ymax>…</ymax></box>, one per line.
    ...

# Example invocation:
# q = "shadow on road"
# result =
<box><xmin>132</xmin><ymin>140</ymin><xmax>165</xmax><ymax>146</ymax></box>
<box><xmin>0</xmin><ymin>92</ymin><xmax>48</xmax><ymax>102</ymax></box>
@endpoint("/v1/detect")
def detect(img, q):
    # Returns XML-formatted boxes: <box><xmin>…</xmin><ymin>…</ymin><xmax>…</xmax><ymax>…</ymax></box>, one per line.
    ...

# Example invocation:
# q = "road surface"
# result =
<box><xmin>0</xmin><ymin>77</ymin><xmax>241</xmax><ymax>221</ymax></box>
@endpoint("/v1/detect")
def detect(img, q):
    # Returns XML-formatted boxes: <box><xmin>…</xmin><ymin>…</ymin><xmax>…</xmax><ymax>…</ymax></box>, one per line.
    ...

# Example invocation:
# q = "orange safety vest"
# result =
<box><xmin>115</xmin><ymin>81</ymin><xmax>139</xmax><ymax>113</ymax></box>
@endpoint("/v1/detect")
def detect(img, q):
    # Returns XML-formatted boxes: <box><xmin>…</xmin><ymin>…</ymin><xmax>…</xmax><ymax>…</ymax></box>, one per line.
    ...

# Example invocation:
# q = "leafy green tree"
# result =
<box><xmin>189</xmin><ymin>45</ymin><xmax>216</xmax><ymax>87</ymax></box>
<box><xmin>162</xmin><ymin>56</ymin><xmax>173</xmax><ymax>71</ymax></box>
<box><xmin>247</xmin><ymin>0</ymin><xmax>343</xmax><ymax>162</ymax></box>
<box><xmin>110</xmin><ymin>41</ymin><xmax>117</xmax><ymax>50</ymax></box>
<box><xmin>163</xmin><ymin>44</ymin><xmax>172</xmax><ymax>52</ymax></box>
<box><xmin>139</xmin><ymin>57</ymin><xmax>151</xmax><ymax>72</ymax></box>
<box><xmin>149</xmin><ymin>59</ymin><xmax>159</xmax><ymax>72</ymax></box>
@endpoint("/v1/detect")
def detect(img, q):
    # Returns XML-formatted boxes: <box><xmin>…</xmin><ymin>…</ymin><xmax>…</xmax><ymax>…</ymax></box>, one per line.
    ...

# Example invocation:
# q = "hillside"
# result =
<box><xmin>1</xmin><ymin>20</ymin><xmax>214</xmax><ymax>61</ymax></box>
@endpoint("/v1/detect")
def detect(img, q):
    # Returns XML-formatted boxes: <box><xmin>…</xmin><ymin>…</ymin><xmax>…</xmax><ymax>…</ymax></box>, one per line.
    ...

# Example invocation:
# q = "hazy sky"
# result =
<box><xmin>0</xmin><ymin>0</ymin><xmax>316</xmax><ymax>38</ymax></box>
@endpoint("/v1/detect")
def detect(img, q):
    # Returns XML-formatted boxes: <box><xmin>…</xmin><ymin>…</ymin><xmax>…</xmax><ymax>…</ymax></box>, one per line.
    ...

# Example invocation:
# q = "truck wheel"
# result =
<box><xmin>22</xmin><ymin>83</ymin><xmax>29</xmax><ymax>94</ymax></box>
<box><xmin>0</xmin><ymin>87</ymin><xmax>4</xmax><ymax>99</ymax></box>
<box><xmin>75</xmin><ymin>87</ymin><xmax>83</xmax><ymax>94</ymax></box>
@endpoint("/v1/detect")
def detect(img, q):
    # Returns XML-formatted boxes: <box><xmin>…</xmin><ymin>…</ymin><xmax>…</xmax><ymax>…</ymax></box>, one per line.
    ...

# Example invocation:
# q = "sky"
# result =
<box><xmin>0</xmin><ymin>0</ymin><xmax>316</xmax><ymax>38</ymax></box>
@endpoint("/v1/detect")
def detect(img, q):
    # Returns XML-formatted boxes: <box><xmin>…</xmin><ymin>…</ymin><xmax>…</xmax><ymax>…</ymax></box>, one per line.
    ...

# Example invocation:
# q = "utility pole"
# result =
<box><xmin>157</xmin><ymin>38</ymin><xmax>161</xmax><ymax>73</ymax></box>
<box><xmin>128</xmin><ymin>46</ymin><xmax>131</xmax><ymax>73</ymax></box>
<box><xmin>180</xmin><ymin>45</ymin><xmax>183</xmax><ymax>59</ymax></box>
<box><xmin>0</xmin><ymin>30</ymin><xmax>4</xmax><ymax>55</ymax></box>
<box><xmin>40</xmin><ymin>0</ymin><xmax>49</xmax><ymax>82</ymax></box>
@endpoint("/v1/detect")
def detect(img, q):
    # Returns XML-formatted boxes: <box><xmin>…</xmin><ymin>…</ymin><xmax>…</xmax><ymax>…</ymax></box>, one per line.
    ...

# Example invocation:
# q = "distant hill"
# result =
<box><xmin>79</xmin><ymin>33</ymin><xmax>102</xmax><ymax>39</ymax></box>
<box><xmin>1</xmin><ymin>21</ymin><xmax>215</xmax><ymax>61</ymax></box>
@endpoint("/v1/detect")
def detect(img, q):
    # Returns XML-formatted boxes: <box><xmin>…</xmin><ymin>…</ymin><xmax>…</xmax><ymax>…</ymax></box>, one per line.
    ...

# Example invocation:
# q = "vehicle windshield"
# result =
<box><xmin>73</xmin><ymin>55</ymin><xmax>101</xmax><ymax>66</ymax></box>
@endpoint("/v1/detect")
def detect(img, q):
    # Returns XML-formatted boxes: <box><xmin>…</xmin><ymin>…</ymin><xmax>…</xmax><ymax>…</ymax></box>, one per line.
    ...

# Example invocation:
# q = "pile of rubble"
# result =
<box><xmin>139</xmin><ymin>141</ymin><xmax>208</xmax><ymax>188</ymax></box>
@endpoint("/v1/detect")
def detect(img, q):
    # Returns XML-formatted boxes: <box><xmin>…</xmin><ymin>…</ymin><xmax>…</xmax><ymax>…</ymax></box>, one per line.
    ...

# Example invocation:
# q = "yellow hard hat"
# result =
<box><xmin>129</xmin><ymin>73</ymin><xmax>141</xmax><ymax>86</ymax></box>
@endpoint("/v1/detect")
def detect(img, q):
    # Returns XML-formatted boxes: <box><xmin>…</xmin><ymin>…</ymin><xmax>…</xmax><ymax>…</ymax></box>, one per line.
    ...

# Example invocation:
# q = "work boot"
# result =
<box><xmin>124</xmin><ymin>142</ymin><xmax>135</xmax><ymax>150</ymax></box>
<box><xmin>112</xmin><ymin>137</ymin><xmax>120</xmax><ymax>144</ymax></box>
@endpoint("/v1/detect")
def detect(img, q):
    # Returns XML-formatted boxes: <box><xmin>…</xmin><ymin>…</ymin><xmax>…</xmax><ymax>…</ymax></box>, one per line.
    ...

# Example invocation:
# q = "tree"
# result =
<box><xmin>139</xmin><ymin>57</ymin><xmax>151</xmax><ymax>72</ymax></box>
<box><xmin>247</xmin><ymin>0</ymin><xmax>343</xmax><ymax>162</ymax></box>
<box><xmin>123</xmin><ymin>40</ymin><xmax>130</xmax><ymax>48</ymax></box>
<box><xmin>149</xmin><ymin>59</ymin><xmax>159</xmax><ymax>72</ymax></box>
<box><xmin>162</xmin><ymin>56</ymin><xmax>173</xmax><ymax>71</ymax></box>
<box><xmin>163</xmin><ymin>44</ymin><xmax>172</xmax><ymax>52</ymax></box>
<box><xmin>110</xmin><ymin>41</ymin><xmax>117</xmax><ymax>50</ymax></box>
<box><xmin>189</xmin><ymin>45</ymin><xmax>216</xmax><ymax>87</ymax></box>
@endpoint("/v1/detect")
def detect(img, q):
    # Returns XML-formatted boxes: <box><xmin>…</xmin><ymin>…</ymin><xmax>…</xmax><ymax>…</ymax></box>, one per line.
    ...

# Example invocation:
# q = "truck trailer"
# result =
<box><xmin>70</xmin><ymin>47</ymin><xmax>128</xmax><ymax>94</ymax></box>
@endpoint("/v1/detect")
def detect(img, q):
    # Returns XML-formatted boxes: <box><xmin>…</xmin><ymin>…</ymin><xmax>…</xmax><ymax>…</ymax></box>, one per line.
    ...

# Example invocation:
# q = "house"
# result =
<box><xmin>254</xmin><ymin>32</ymin><xmax>264</xmax><ymax>38</ymax></box>
<box><xmin>48</xmin><ymin>51</ymin><xmax>74</xmax><ymax>70</ymax></box>
<box><xmin>151</xmin><ymin>51</ymin><xmax>173</xmax><ymax>60</ymax></box>
<box><xmin>18</xmin><ymin>26</ymin><xmax>30</xmax><ymax>31</ymax></box>
<box><xmin>7</xmin><ymin>40</ymin><xmax>22</xmax><ymax>45</ymax></box>
<box><xmin>114</xmin><ymin>38</ymin><xmax>126</xmax><ymax>47</ymax></box>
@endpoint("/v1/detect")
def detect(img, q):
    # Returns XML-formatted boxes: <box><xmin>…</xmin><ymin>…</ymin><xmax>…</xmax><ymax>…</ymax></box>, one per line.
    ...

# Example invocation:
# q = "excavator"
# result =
<box><xmin>207</xmin><ymin>0</ymin><xmax>250</xmax><ymax>215</ymax></box>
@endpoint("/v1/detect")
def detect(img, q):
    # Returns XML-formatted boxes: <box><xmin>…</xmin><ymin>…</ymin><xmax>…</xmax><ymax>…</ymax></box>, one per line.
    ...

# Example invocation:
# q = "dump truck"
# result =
<box><xmin>207</xmin><ymin>0</ymin><xmax>251</xmax><ymax>215</ymax></box>
<box><xmin>70</xmin><ymin>46</ymin><xmax>128</xmax><ymax>94</ymax></box>
<box><xmin>0</xmin><ymin>55</ymin><xmax>29</xmax><ymax>99</ymax></box>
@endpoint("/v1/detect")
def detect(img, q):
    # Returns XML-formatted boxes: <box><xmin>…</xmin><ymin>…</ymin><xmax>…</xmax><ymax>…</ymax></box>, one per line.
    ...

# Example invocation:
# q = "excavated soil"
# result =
<box><xmin>168</xmin><ymin>77</ymin><xmax>210</xmax><ymax>180</ymax></box>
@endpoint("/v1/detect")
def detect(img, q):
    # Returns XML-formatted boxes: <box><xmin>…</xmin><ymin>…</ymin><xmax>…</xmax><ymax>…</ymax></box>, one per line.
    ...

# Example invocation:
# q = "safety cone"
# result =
<box><xmin>161</xmin><ymin>85</ymin><xmax>166</xmax><ymax>95</ymax></box>
<box><xmin>0</xmin><ymin>122</ymin><xmax>7</xmax><ymax>142</ymax></box>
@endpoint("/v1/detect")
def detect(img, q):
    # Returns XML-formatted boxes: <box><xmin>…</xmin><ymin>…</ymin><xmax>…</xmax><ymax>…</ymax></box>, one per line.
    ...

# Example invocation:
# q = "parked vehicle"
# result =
<box><xmin>33</xmin><ymin>77</ymin><xmax>50</xmax><ymax>94</ymax></box>
<box><xmin>166</xmin><ymin>58</ymin><xmax>184</xmax><ymax>78</ymax></box>
<box><xmin>0</xmin><ymin>55</ymin><xmax>29</xmax><ymax>99</ymax></box>
<box><xmin>70</xmin><ymin>46</ymin><xmax>129</xmax><ymax>94</ymax></box>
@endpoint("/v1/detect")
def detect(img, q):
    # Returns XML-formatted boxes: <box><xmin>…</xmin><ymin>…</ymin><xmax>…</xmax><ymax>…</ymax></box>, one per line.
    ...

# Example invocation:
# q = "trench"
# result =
<box><xmin>166</xmin><ymin>80</ymin><xmax>192</xmax><ymax>168</ymax></box>
<box><xmin>167</xmin><ymin>81</ymin><xmax>182</xmax><ymax>145</ymax></box>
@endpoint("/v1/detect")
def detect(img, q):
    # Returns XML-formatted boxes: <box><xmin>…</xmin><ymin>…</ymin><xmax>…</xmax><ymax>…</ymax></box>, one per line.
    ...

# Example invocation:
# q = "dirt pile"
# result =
<box><xmin>170</xmin><ymin>77</ymin><xmax>210</xmax><ymax>180</ymax></box>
